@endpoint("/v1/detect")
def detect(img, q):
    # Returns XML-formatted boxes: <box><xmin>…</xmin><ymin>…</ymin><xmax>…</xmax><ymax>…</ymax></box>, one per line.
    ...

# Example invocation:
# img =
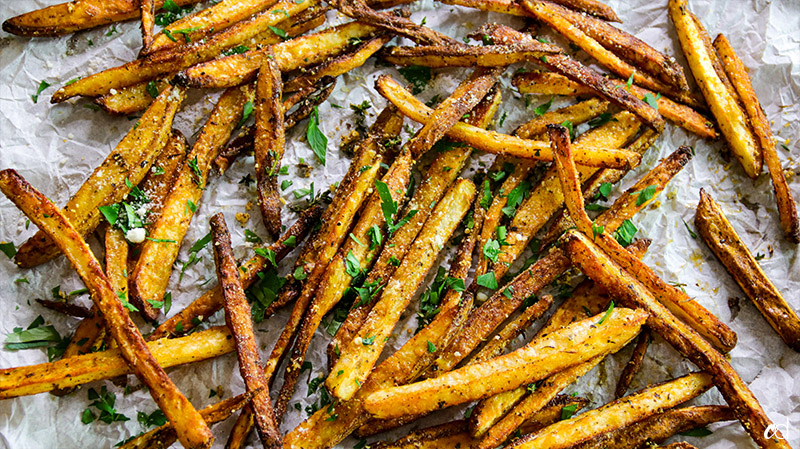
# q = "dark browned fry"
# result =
<box><xmin>381</xmin><ymin>41</ymin><xmax>564</xmax><ymax>68</ymax></box>
<box><xmin>439</xmin><ymin>0</ymin><xmax>619</xmax><ymax>22</ymax></box>
<box><xmin>35</xmin><ymin>299</ymin><xmax>92</xmax><ymax>318</ymax></box>
<box><xmin>139</xmin><ymin>0</ymin><xmax>155</xmax><ymax>51</ymax></box>
<box><xmin>210</xmin><ymin>213</ymin><xmax>281</xmax><ymax>448</ymax></box>
<box><xmin>332</xmin><ymin>0</ymin><xmax>456</xmax><ymax>45</ymax></box>
<box><xmin>254</xmin><ymin>54</ymin><xmax>285</xmax><ymax>238</ymax></box>
<box><xmin>615</xmin><ymin>327</ymin><xmax>651</xmax><ymax>398</ymax></box>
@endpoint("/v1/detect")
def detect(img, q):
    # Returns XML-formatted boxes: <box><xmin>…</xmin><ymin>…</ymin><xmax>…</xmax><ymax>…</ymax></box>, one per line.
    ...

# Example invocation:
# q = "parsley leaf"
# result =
<box><xmin>345</xmin><ymin>250</ymin><xmax>362</xmax><ymax>277</ymax></box>
<box><xmin>533</xmin><ymin>97</ymin><xmax>553</xmax><ymax>116</ymax></box>
<box><xmin>561</xmin><ymin>403</ymin><xmax>578</xmax><ymax>420</ymax></box>
<box><xmin>398</xmin><ymin>65</ymin><xmax>432</xmax><ymax>94</ymax></box>
<box><xmin>306</xmin><ymin>106</ymin><xmax>328</xmax><ymax>165</ymax></box>
<box><xmin>0</xmin><ymin>241</ymin><xmax>16</xmax><ymax>259</ymax></box>
<box><xmin>32</xmin><ymin>80</ymin><xmax>51</xmax><ymax>103</ymax></box>
<box><xmin>635</xmin><ymin>185</ymin><xmax>657</xmax><ymax>206</ymax></box>
<box><xmin>375</xmin><ymin>180</ymin><xmax>417</xmax><ymax>235</ymax></box>
<box><xmin>614</xmin><ymin>219</ymin><xmax>638</xmax><ymax>247</ymax></box>
<box><xmin>268</xmin><ymin>26</ymin><xmax>288</xmax><ymax>40</ymax></box>
<box><xmin>597</xmin><ymin>301</ymin><xmax>615</xmax><ymax>325</ymax></box>
<box><xmin>476</xmin><ymin>272</ymin><xmax>498</xmax><ymax>289</ymax></box>
<box><xmin>502</xmin><ymin>181</ymin><xmax>531</xmax><ymax>217</ymax></box>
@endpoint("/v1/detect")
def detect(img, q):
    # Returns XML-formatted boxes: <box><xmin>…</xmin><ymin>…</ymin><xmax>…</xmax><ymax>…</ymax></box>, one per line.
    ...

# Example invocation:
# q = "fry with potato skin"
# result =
<box><xmin>139</xmin><ymin>0</ymin><xmax>155</xmax><ymax>50</ymax></box>
<box><xmin>439</xmin><ymin>0</ymin><xmax>619</xmax><ymax>22</ymax></box>
<box><xmin>376</xmin><ymin>75</ymin><xmax>642</xmax><ymax>169</ymax></box>
<box><xmin>0</xmin><ymin>169</ymin><xmax>213</xmax><ymax>449</ymax></box>
<box><xmin>669</xmin><ymin>0</ymin><xmax>762</xmax><ymax>178</ymax></box>
<box><xmin>363</xmin><ymin>307</ymin><xmax>647</xmax><ymax>419</ymax></box>
<box><xmin>512</xmin><ymin>70</ymin><xmax>594</xmax><ymax>96</ymax></box>
<box><xmin>381</xmin><ymin>41</ymin><xmax>563</xmax><ymax>68</ymax></box>
<box><xmin>507</xmin><ymin>373</ymin><xmax>714</xmax><ymax>449</ymax></box>
<box><xmin>129</xmin><ymin>84</ymin><xmax>254</xmax><ymax>320</ymax></box>
<box><xmin>254</xmin><ymin>55</ymin><xmax>285</xmax><ymax>238</ymax></box>
<box><xmin>210</xmin><ymin>214</ymin><xmax>281</xmax><ymax>448</ymax></box>
<box><xmin>1</xmin><ymin>0</ymin><xmax>201</xmax><ymax>37</ymax></box>
<box><xmin>137</xmin><ymin>131</ymin><xmax>188</xmax><ymax>234</ymax></box>
<box><xmin>615</xmin><ymin>327</ymin><xmax>651</xmax><ymax>398</ymax></box>
<box><xmin>14</xmin><ymin>85</ymin><xmax>185</xmax><ymax>268</ymax></box>
<box><xmin>695</xmin><ymin>189</ymin><xmax>800</xmax><ymax>352</ymax></box>
<box><xmin>713</xmin><ymin>34</ymin><xmax>800</xmax><ymax>242</ymax></box>
<box><xmin>562</xmin><ymin>229</ymin><xmax>789</xmax><ymax>448</ymax></box>
<box><xmin>332</xmin><ymin>0</ymin><xmax>454</xmax><ymax>46</ymax></box>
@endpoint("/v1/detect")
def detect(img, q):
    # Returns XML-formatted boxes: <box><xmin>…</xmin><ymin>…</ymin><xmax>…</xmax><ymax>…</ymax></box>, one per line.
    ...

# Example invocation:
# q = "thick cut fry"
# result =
<box><xmin>328</xmin><ymin>178</ymin><xmax>476</xmax><ymax>400</ymax></box>
<box><xmin>570</xmin><ymin>405</ymin><xmax>735</xmax><ymax>449</ymax></box>
<box><xmin>330</xmin><ymin>86</ymin><xmax>501</xmax><ymax>367</ymax></box>
<box><xmin>615</xmin><ymin>327</ymin><xmax>651</xmax><ymax>398</ymax></box>
<box><xmin>0</xmin><ymin>169</ymin><xmax>213</xmax><ymax>449</ymax></box>
<box><xmin>507</xmin><ymin>373</ymin><xmax>713</xmax><ymax>449</ymax></box>
<box><xmin>669</xmin><ymin>0</ymin><xmax>761</xmax><ymax>178</ymax></box>
<box><xmin>713</xmin><ymin>34</ymin><xmax>800</xmax><ymax>242</ymax></box>
<box><xmin>210</xmin><ymin>214</ymin><xmax>281</xmax><ymax>448</ymax></box>
<box><xmin>0</xmin><ymin>326</ymin><xmax>232</xmax><ymax>399</ymax></box>
<box><xmin>382</xmin><ymin>42</ymin><xmax>563</xmax><ymax>67</ymax></box>
<box><xmin>50</xmin><ymin>0</ymin><xmax>315</xmax><ymax>102</ymax></box>
<box><xmin>376</xmin><ymin>75</ymin><xmax>641</xmax><ymax>168</ymax></box>
<box><xmin>180</xmin><ymin>20</ymin><xmax>380</xmax><ymax>89</ymax></box>
<box><xmin>130</xmin><ymin>84</ymin><xmax>254</xmax><ymax>319</ymax></box>
<box><xmin>149</xmin><ymin>205</ymin><xmax>320</xmax><ymax>340</ymax></box>
<box><xmin>146</xmin><ymin>0</ymin><xmax>281</xmax><ymax>54</ymax></box>
<box><xmin>139</xmin><ymin>0</ymin><xmax>155</xmax><ymax>50</ymax></box>
<box><xmin>512</xmin><ymin>70</ymin><xmax>594</xmax><ymax>96</ymax></box>
<box><xmin>363</xmin><ymin>307</ymin><xmax>647</xmax><ymax>419</ymax></box>
<box><xmin>562</xmin><ymin>229</ymin><xmax>789</xmax><ymax>448</ymax></box>
<box><xmin>254</xmin><ymin>55</ymin><xmax>285</xmax><ymax>238</ymax></box>
<box><xmin>1</xmin><ymin>0</ymin><xmax>201</xmax><ymax>36</ymax></box>
<box><xmin>14</xmin><ymin>86</ymin><xmax>185</xmax><ymax>268</ymax></box>
<box><xmin>695</xmin><ymin>190</ymin><xmax>800</xmax><ymax>351</ymax></box>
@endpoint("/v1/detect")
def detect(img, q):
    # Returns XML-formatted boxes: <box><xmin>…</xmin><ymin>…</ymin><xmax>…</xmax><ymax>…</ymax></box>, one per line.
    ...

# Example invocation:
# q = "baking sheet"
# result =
<box><xmin>0</xmin><ymin>0</ymin><xmax>799</xmax><ymax>447</ymax></box>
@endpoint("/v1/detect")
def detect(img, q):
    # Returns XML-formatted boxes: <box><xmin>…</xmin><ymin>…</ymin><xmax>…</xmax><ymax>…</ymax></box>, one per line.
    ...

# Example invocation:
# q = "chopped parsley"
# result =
<box><xmin>375</xmin><ymin>180</ymin><xmax>418</xmax><ymax>235</ymax></box>
<box><xmin>306</xmin><ymin>106</ymin><xmax>328</xmax><ymax>165</ymax></box>
<box><xmin>398</xmin><ymin>65</ymin><xmax>432</xmax><ymax>94</ymax></box>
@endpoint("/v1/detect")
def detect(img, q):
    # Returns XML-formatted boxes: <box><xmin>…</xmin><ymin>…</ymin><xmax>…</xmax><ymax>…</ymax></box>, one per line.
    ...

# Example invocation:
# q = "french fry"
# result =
<box><xmin>14</xmin><ymin>85</ymin><xmax>185</xmax><ymax>268</ymax></box>
<box><xmin>381</xmin><ymin>41</ymin><xmax>563</xmax><ymax>67</ymax></box>
<box><xmin>570</xmin><ymin>405</ymin><xmax>734</xmax><ymax>449</ymax></box>
<box><xmin>0</xmin><ymin>169</ymin><xmax>213</xmax><ymax>449</ymax></box>
<box><xmin>363</xmin><ymin>307</ymin><xmax>647</xmax><ymax>419</ymax></box>
<box><xmin>210</xmin><ymin>214</ymin><xmax>281</xmax><ymax>448</ymax></box>
<box><xmin>615</xmin><ymin>327</ymin><xmax>651</xmax><ymax>398</ymax></box>
<box><xmin>562</xmin><ymin>229</ymin><xmax>789</xmax><ymax>448</ymax></box>
<box><xmin>328</xmin><ymin>178</ymin><xmax>477</xmax><ymax>401</ymax></box>
<box><xmin>376</xmin><ymin>75</ymin><xmax>642</xmax><ymax>168</ymax></box>
<box><xmin>668</xmin><ymin>0</ymin><xmax>762</xmax><ymax>178</ymax></box>
<box><xmin>332</xmin><ymin>0</ymin><xmax>455</xmax><ymax>46</ymax></box>
<box><xmin>0</xmin><ymin>326</ymin><xmax>233</xmax><ymax>399</ymax></box>
<box><xmin>511</xmin><ymin>70</ymin><xmax>594</xmax><ymax>96</ymax></box>
<box><xmin>693</xmin><ymin>14</ymin><xmax>740</xmax><ymax>105</ymax></box>
<box><xmin>50</xmin><ymin>0</ymin><xmax>316</xmax><ymax>102</ymax></box>
<box><xmin>1</xmin><ymin>0</ymin><xmax>201</xmax><ymax>37</ymax></box>
<box><xmin>329</xmin><ymin>85</ymin><xmax>501</xmax><ymax>367</ymax></box>
<box><xmin>254</xmin><ymin>54</ymin><xmax>285</xmax><ymax>238</ymax></box>
<box><xmin>179</xmin><ymin>20</ymin><xmax>380</xmax><ymax>89</ymax></box>
<box><xmin>507</xmin><ymin>373</ymin><xmax>713</xmax><ymax>449</ymax></box>
<box><xmin>105</xmin><ymin>226</ymin><xmax>129</xmax><ymax>330</ymax></box>
<box><xmin>96</xmin><ymin>10</ymin><xmax>326</xmax><ymax>115</ymax></box>
<box><xmin>34</xmin><ymin>299</ymin><xmax>91</xmax><ymax>319</ymax></box>
<box><xmin>439</xmin><ymin>0</ymin><xmax>620</xmax><ymax>22</ymax></box>
<box><xmin>140</xmin><ymin>0</ymin><xmax>156</xmax><ymax>50</ymax></box>
<box><xmin>695</xmin><ymin>189</ymin><xmax>800</xmax><ymax>351</ymax></box>
<box><xmin>138</xmin><ymin>131</ymin><xmax>188</xmax><ymax>233</ymax></box>
<box><xmin>713</xmin><ymin>34</ymin><xmax>800</xmax><ymax>242</ymax></box>
<box><xmin>129</xmin><ymin>84</ymin><xmax>254</xmax><ymax>320</ymax></box>
<box><xmin>514</xmin><ymin>97</ymin><xmax>609</xmax><ymax>140</ymax></box>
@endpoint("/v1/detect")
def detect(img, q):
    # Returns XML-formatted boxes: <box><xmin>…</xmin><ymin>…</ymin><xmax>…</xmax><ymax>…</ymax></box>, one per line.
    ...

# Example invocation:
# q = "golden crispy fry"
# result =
<box><xmin>146</xmin><ymin>0</ymin><xmax>282</xmax><ymax>54</ymax></box>
<box><xmin>96</xmin><ymin>12</ymin><xmax>326</xmax><ymax>115</ymax></box>
<box><xmin>284</xmin><ymin>34</ymin><xmax>391</xmax><ymax>92</ymax></box>
<box><xmin>1</xmin><ymin>0</ymin><xmax>201</xmax><ymax>36</ymax></box>
<box><xmin>14</xmin><ymin>85</ymin><xmax>185</xmax><ymax>268</ymax></box>
<box><xmin>508</xmin><ymin>373</ymin><xmax>713</xmax><ymax>449</ymax></box>
<box><xmin>615</xmin><ymin>327</ymin><xmax>651</xmax><ymax>398</ymax></box>
<box><xmin>692</xmin><ymin>14</ymin><xmax>739</xmax><ymax>105</ymax></box>
<box><xmin>440</xmin><ymin>0</ymin><xmax>619</xmax><ymax>22</ymax></box>
<box><xmin>363</xmin><ymin>307</ymin><xmax>646</xmax><ymax>419</ymax></box>
<box><xmin>332</xmin><ymin>0</ymin><xmax>454</xmax><ymax>46</ymax></box>
<box><xmin>512</xmin><ymin>70</ymin><xmax>595</xmax><ymax>96</ymax></box>
<box><xmin>34</xmin><ymin>299</ymin><xmax>91</xmax><ymax>318</ymax></box>
<box><xmin>382</xmin><ymin>41</ymin><xmax>563</xmax><ymax>68</ymax></box>
<box><xmin>138</xmin><ymin>131</ymin><xmax>188</xmax><ymax>233</ymax></box>
<box><xmin>571</xmin><ymin>405</ymin><xmax>734</xmax><ymax>449</ymax></box>
<box><xmin>376</xmin><ymin>75</ymin><xmax>642</xmax><ymax>168</ymax></box>
<box><xmin>254</xmin><ymin>55</ymin><xmax>285</xmax><ymax>238</ymax></box>
<box><xmin>0</xmin><ymin>169</ymin><xmax>213</xmax><ymax>449</ymax></box>
<box><xmin>180</xmin><ymin>20</ymin><xmax>379</xmax><ymax>89</ymax></box>
<box><xmin>696</xmin><ymin>189</ymin><xmax>800</xmax><ymax>351</ymax></box>
<box><xmin>210</xmin><ymin>214</ymin><xmax>281</xmax><ymax>448</ymax></box>
<box><xmin>118</xmin><ymin>391</ymin><xmax>256</xmax><ymax>449</ymax></box>
<box><xmin>330</xmin><ymin>86</ymin><xmax>501</xmax><ymax>367</ymax></box>
<box><xmin>50</xmin><ymin>0</ymin><xmax>315</xmax><ymax>102</ymax></box>
<box><xmin>129</xmin><ymin>84</ymin><xmax>254</xmax><ymax>320</ymax></box>
<box><xmin>713</xmin><ymin>34</ymin><xmax>800</xmax><ymax>242</ymax></box>
<box><xmin>669</xmin><ymin>0</ymin><xmax>762</xmax><ymax>178</ymax></box>
<box><xmin>328</xmin><ymin>178</ymin><xmax>476</xmax><ymax>401</ymax></box>
<box><xmin>562</xmin><ymin>229</ymin><xmax>790</xmax><ymax>448</ymax></box>
<box><xmin>140</xmin><ymin>0</ymin><xmax>155</xmax><ymax>50</ymax></box>
<box><xmin>0</xmin><ymin>326</ymin><xmax>233</xmax><ymax>399</ymax></box>
<box><xmin>148</xmin><ymin>205</ymin><xmax>319</xmax><ymax>340</ymax></box>
<box><xmin>514</xmin><ymin>97</ymin><xmax>609</xmax><ymax>139</ymax></box>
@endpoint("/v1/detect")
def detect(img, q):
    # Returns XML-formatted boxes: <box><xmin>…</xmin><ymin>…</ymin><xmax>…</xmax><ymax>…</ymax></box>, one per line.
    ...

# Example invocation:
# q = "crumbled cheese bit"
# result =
<box><xmin>126</xmin><ymin>228</ymin><xmax>146</xmax><ymax>243</ymax></box>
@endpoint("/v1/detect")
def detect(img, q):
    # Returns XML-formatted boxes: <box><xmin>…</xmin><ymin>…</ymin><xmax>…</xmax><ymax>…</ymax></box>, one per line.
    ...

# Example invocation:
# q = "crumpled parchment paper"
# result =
<box><xmin>0</xmin><ymin>0</ymin><xmax>799</xmax><ymax>447</ymax></box>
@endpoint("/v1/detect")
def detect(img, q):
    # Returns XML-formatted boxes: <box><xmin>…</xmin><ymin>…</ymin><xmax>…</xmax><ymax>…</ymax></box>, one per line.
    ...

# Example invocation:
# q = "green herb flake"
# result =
<box><xmin>32</xmin><ymin>80</ymin><xmax>51</xmax><ymax>104</ymax></box>
<box><xmin>307</xmin><ymin>106</ymin><xmax>328</xmax><ymax>165</ymax></box>
<box><xmin>476</xmin><ymin>272</ymin><xmax>498</xmax><ymax>290</ymax></box>
<box><xmin>635</xmin><ymin>185</ymin><xmax>657</xmax><ymax>206</ymax></box>
<box><xmin>398</xmin><ymin>65</ymin><xmax>432</xmax><ymax>94</ymax></box>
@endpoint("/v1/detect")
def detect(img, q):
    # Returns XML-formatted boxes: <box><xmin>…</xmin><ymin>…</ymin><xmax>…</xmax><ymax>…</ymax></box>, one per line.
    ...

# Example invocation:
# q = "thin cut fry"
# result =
<box><xmin>669</xmin><ymin>0</ymin><xmax>762</xmax><ymax>178</ymax></box>
<box><xmin>376</xmin><ymin>75</ymin><xmax>642</xmax><ymax>168</ymax></box>
<box><xmin>363</xmin><ymin>307</ymin><xmax>647</xmax><ymax>419</ymax></box>
<box><xmin>332</xmin><ymin>0</ymin><xmax>455</xmax><ymax>46</ymax></box>
<box><xmin>140</xmin><ymin>0</ymin><xmax>155</xmax><ymax>50</ymax></box>
<box><xmin>210</xmin><ymin>213</ymin><xmax>281</xmax><ymax>447</ymax></box>
<box><xmin>695</xmin><ymin>189</ymin><xmax>800</xmax><ymax>352</ymax></box>
<box><xmin>511</xmin><ymin>70</ymin><xmax>594</xmax><ymax>96</ymax></box>
<box><xmin>254</xmin><ymin>54</ymin><xmax>285</xmax><ymax>237</ymax></box>
<box><xmin>382</xmin><ymin>41</ymin><xmax>563</xmax><ymax>67</ymax></box>
<box><xmin>615</xmin><ymin>327</ymin><xmax>651</xmax><ymax>398</ymax></box>
<box><xmin>15</xmin><ymin>85</ymin><xmax>185</xmax><ymax>268</ymax></box>
<box><xmin>34</xmin><ymin>299</ymin><xmax>91</xmax><ymax>319</ymax></box>
<box><xmin>562</xmin><ymin>229</ymin><xmax>789</xmax><ymax>448</ymax></box>
<box><xmin>507</xmin><ymin>373</ymin><xmax>713</xmax><ymax>449</ymax></box>
<box><xmin>440</xmin><ymin>0</ymin><xmax>619</xmax><ymax>22</ymax></box>
<box><xmin>713</xmin><ymin>34</ymin><xmax>800</xmax><ymax>242</ymax></box>
<box><xmin>0</xmin><ymin>169</ymin><xmax>213</xmax><ymax>449</ymax></box>
<box><xmin>130</xmin><ymin>84</ymin><xmax>255</xmax><ymax>320</ymax></box>
<box><xmin>138</xmin><ymin>131</ymin><xmax>188</xmax><ymax>234</ymax></box>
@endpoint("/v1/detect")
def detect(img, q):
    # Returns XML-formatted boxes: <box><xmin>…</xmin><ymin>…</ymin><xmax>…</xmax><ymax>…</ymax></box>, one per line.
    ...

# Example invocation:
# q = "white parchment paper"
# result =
<box><xmin>1</xmin><ymin>0</ymin><xmax>799</xmax><ymax>447</ymax></box>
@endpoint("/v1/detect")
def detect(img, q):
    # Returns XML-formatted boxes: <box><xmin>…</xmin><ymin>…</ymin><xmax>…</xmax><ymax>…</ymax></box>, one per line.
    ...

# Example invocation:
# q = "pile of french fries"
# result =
<box><xmin>0</xmin><ymin>0</ymin><xmax>798</xmax><ymax>448</ymax></box>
